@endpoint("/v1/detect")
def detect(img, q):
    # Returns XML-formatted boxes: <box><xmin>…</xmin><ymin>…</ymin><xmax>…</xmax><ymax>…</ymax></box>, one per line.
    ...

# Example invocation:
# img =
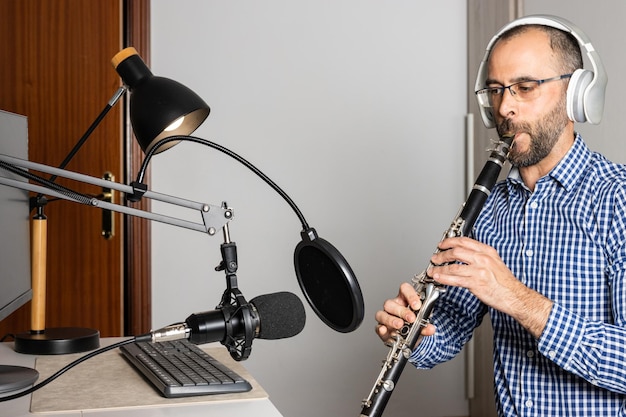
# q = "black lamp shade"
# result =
<box><xmin>112</xmin><ymin>47</ymin><xmax>210</xmax><ymax>154</ymax></box>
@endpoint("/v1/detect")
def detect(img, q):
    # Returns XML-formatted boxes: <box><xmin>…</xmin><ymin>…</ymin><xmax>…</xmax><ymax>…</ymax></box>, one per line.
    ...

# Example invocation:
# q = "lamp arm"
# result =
<box><xmin>0</xmin><ymin>153</ymin><xmax>232</xmax><ymax>236</ymax></box>
<box><xmin>29</xmin><ymin>86</ymin><xmax>128</xmax><ymax>211</ymax></box>
<box><xmin>136</xmin><ymin>135</ymin><xmax>310</xmax><ymax>230</ymax></box>
<box><xmin>53</xmin><ymin>86</ymin><xmax>127</xmax><ymax>177</ymax></box>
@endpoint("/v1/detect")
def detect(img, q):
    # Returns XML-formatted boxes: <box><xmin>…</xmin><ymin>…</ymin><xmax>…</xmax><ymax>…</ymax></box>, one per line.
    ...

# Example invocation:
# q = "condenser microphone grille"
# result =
<box><xmin>251</xmin><ymin>292</ymin><xmax>306</xmax><ymax>340</ymax></box>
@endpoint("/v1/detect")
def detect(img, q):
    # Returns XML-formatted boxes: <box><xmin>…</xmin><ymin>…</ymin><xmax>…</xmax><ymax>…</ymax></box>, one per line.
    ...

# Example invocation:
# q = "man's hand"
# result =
<box><xmin>375</xmin><ymin>282</ymin><xmax>436</xmax><ymax>343</ymax></box>
<box><xmin>429</xmin><ymin>236</ymin><xmax>553</xmax><ymax>339</ymax></box>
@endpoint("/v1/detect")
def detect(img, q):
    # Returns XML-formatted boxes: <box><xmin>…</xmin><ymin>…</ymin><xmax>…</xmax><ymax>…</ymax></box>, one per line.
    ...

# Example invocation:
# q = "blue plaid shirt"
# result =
<box><xmin>410</xmin><ymin>135</ymin><xmax>626</xmax><ymax>416</ymax></box>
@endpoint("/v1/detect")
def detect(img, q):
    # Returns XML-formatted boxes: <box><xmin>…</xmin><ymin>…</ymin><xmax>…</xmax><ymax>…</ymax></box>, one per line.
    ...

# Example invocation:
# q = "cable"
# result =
<box><xmin>0</xmin><ymin>335</ymin><xmax>150</xmax><ymax>402</ymax></box>
<box><xmin>135</xmin><ymin>135</ymin><xmax>310</xmax><ymax>230</ymax></box>
<box><xmin>0</xmin><ymin>161</ymin><xmax>93</xmax><ymax>206</ymax></box>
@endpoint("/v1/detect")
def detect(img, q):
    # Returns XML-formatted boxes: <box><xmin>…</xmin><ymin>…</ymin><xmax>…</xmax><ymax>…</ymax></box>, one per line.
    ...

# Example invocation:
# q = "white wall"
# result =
<box><xmin>150</xmin><ymin>2</ymin><xmax>468</xmax><ymax>416</ymax></box>
<box><xmin>523</xmin><ymin>0</ymin><xmax>626</xmax><ymax>163</ymax></box>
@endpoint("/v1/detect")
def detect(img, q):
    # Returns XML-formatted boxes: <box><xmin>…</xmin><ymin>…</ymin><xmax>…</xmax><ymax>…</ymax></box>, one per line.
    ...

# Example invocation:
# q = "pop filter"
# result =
<box><xmin>294</xmin><ymin>227</ymin><xmax>364</xmax><ymax>333</ymax></box>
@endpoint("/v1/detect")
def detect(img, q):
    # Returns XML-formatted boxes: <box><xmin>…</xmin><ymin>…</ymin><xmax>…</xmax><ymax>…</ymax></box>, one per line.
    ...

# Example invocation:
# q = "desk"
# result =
<box><xmin>0</xmin><ymin>338</ymin><xmax>284</xmax><ymax>417</ymax></box>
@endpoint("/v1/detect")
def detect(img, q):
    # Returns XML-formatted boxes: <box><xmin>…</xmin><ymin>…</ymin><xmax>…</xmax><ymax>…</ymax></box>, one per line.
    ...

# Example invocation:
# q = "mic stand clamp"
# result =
<box><xmin>214</xmin><ymin>219</ymin><xmax>256</xmax><ymax>361</ymax></box>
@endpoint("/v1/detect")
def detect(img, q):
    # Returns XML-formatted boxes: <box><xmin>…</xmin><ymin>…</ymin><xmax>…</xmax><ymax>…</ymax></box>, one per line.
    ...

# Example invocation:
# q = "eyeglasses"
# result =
<box><xmin>475</xmin><ymin>74</ymin><xmax>572</xmax><ymax>108</ymax></box>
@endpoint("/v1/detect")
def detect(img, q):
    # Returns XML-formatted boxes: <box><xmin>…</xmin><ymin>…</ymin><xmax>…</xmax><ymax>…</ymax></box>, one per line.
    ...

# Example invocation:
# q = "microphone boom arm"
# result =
<box><xmin>0</xmin><ymin>153</ymin><xmax>233</xmax><ymax>235</ymax></box>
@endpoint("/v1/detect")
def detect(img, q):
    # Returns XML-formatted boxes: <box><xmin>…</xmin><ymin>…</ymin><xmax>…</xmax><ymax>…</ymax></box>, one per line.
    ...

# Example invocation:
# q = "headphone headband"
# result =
<box><xmin>475</xmin><ymin>14</ymin><xmax>607</xmax><ymax>127</ymax></box>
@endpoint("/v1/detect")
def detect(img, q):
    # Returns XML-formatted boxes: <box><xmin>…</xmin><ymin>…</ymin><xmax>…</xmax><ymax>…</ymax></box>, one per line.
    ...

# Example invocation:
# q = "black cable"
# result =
<box><xmin>0</xmin><ymin>334</ymin><xmax>15</xmax><ymax>343</ymax></box>
<box><xmin>0</xmin><ymin>335</ymin><xmax>151</xmax><ymax>402</ymax></box>
<box><xmin>135</xmin><ymin>135</ymin><xmax>310</xmax><ymax>230</ymax></box>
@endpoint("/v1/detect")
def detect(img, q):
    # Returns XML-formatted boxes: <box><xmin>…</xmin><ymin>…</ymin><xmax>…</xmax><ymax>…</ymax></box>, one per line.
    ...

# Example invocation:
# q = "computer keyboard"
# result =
<box><xmin>120</xmin><ymin>339</ymin><xmax>252</xmax><ymax>398</ymax></box>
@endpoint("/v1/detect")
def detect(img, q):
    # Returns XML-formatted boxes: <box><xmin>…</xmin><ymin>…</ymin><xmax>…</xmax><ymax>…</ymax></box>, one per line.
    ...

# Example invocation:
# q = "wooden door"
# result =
<box><xmin>0</xmin><ymin>0</ymin><xmax>151</xmax><ymax>339</ymax></box>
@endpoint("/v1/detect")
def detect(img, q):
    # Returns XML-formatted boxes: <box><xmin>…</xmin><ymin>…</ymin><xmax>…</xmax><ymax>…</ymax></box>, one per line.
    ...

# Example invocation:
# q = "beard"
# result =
<box><xmin>496</xmin><ymin>95</ymin><xmax>569</xmax><ymax>168</ymax></box>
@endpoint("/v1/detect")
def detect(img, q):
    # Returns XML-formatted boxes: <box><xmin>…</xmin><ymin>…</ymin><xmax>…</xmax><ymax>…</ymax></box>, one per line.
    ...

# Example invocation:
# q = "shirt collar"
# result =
<box><xmin>506</xmin><ymin>133</ymin><xmax>591</xmax><ymax>192</ymax></box>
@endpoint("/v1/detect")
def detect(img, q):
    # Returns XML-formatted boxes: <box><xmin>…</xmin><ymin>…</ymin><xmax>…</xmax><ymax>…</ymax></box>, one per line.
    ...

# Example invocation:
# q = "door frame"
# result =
<box><xmin>124</xmin><ymin>0</ymin><xmax>152</xmax><ymax>336</ymax></box>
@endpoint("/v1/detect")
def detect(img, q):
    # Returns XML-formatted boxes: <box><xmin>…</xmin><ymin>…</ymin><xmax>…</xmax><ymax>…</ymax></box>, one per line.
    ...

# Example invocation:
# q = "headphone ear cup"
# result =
<box><xmin>566</xmin><ymin>68</ymin><xmax>593</xmax><ymax>123</ymax></box>
<box><xmin>475</xmin><ymin>59</ymin><xmax>496</xmax><ymax>129</ymax></box>
<box><xmin>480</xmin><ymin>106</ymin><xmax>496</xmax><ymax>129</ymax></box>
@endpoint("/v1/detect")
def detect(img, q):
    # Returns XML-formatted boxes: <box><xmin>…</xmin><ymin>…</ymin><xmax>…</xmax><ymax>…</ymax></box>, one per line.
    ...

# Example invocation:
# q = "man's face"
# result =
<box><xmin>487</xmin><ymin>29</ymin><xmax>570</xmax><ymax>168</ymax></box>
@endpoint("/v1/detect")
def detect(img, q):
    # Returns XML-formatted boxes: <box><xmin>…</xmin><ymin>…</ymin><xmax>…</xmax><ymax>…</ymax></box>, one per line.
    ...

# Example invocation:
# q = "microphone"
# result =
<box><xmin>141</xmin><ymin>292</ymin><xmax>306</xmax><ymax>360</ymax></box>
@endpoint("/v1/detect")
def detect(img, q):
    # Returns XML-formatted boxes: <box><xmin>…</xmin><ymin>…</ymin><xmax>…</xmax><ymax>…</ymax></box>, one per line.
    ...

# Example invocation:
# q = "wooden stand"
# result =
<box><xmin>14</xmin><ymin>212</ymin><xmax>99</xmax><ymax>355</ymax></box>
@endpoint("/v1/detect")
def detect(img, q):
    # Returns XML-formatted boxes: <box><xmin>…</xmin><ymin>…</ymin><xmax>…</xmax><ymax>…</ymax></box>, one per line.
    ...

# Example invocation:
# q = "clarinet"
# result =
<box><xmin>360</xmin><ymin>134</ymin><xmax>514</xmax><ymax>417</ymax></box>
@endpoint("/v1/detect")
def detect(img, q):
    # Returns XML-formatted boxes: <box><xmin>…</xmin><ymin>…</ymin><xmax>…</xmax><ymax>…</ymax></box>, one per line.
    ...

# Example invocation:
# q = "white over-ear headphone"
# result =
<box><xmin>475</xmin><ymin>14</ymin><xmax>607</xmax><ymax>128</ymax></box>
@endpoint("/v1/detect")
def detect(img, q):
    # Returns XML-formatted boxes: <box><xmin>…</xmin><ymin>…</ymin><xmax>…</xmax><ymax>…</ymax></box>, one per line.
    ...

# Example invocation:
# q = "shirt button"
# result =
<box><xmin>525</xmin><ymin>399</ymin><xmax>534</xmax><ymax>408</ymax></box>
<box><xmin>530</xmin><ymin>201</ymin><xmax>538</xmax><ymax>209</ymax></box>
<box><xmin>548</xmin><ymin>350</ymin><xmax>556</xmax><ymax>359</ymax></box>
<box><xmin>526</xmin><ymin>350</ymin><xmax>535</xmax><ymax>358</ymax></box>
<box><xmin>525</xmin><ymin>249</ymin><xmax>534</xmax><ymax>257</ymax></box>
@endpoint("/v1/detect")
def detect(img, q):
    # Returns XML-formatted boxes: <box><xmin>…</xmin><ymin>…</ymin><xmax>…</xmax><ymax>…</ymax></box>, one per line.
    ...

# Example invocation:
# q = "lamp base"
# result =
<box><xmin>14</xmin><ymin>327</ymin><xmax>100</xmax><ymax>355</ymax></box>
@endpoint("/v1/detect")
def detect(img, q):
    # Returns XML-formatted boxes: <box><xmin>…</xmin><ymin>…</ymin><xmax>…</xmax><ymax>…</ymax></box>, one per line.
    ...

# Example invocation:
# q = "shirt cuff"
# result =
<box><xmin>537</xmin><ymin>303</ymin><xmax>585</xmax><ymax>371</ymax></box>
<box><xmin>409</xmin><ymin>334</ymin><xmax>438</xmax><ymax>369</ymax></box>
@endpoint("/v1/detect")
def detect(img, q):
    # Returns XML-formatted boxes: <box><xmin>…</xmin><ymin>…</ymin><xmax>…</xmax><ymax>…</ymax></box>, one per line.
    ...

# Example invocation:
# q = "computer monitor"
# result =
<box><xmin>0</xmin><ymin>111</ymin><xmax>32</xmax><ymax>320</ymax></box>
<box><xmin>0</xmin><ymin>109</ymin><xmax>39</xmax><ymax>394</ymax></box>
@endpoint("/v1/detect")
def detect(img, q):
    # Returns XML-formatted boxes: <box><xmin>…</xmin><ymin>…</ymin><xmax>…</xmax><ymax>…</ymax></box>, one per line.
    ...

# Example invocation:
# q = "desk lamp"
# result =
<box><xmin>13</xmin><ymin>48</ymin><xmax>210</xmax><ymax>355</ymax></box>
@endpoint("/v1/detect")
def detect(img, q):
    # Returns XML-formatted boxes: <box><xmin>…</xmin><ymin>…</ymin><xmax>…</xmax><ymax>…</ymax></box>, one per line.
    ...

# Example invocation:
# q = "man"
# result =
<box><xmin>375</xmin><ymin>16</ymin><xmax>626</xmax><ymax>416</ymax></box>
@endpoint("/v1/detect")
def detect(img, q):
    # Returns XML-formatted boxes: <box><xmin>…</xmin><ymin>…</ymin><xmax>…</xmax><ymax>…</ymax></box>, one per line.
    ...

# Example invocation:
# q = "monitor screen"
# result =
<box><xmin>0</xmin><ymin>110</ymin><xmax>31</xmax><ymax>322</ymax></box>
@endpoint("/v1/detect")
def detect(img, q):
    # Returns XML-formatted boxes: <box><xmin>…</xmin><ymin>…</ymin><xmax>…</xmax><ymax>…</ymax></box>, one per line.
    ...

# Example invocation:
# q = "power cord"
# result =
<box><xmin>0</xmin><ymin>334</ymin><xmax>151</xmax><ymax>402</ymax></box>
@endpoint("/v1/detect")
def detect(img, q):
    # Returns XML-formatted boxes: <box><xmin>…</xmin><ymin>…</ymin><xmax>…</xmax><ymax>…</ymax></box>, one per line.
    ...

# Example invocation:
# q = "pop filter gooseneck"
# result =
<box><xmin>134</xmin><ymin>135</ymin><xmax>364</xmax><ymax>333</ymax></box>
